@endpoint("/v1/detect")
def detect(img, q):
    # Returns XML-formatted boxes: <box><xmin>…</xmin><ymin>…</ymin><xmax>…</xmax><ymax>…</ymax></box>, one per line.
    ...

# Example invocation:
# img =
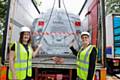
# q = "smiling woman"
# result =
<box><xmin>8</xmin><ymin>26</ymin><xmax>42</xmax><ymax>80</ymax></box>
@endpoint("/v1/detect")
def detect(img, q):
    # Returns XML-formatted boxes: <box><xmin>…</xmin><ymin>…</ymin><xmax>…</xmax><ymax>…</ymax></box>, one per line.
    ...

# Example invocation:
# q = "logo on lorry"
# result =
<box><xmin>32</xmin><ymin>9</ymin><xmax>81</xmax><ymax>55</ymax></box>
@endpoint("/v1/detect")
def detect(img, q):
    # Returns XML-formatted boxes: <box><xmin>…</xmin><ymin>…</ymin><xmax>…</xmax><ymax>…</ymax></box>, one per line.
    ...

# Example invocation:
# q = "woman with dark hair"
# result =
<box><xmin>8</xmin><ymin>26</ymin><xmax>42</xmax><ymax>80</ymax></box>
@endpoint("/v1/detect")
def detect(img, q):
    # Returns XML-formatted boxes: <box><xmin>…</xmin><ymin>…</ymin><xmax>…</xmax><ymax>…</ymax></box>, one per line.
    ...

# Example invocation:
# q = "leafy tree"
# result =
<box><xmin>0</xmin><ymin>0</ymin><xmax>8</xmax><ymax>57</ymax></box>
<box><xmin>105</xmin><ymin>0</ymin><xmax>120</xmax><ymax>15</ymax></box>
<box><xmin>0</xmin><ymin>0</ymin><xmax>8</xmax><ymax>29</ymax></box>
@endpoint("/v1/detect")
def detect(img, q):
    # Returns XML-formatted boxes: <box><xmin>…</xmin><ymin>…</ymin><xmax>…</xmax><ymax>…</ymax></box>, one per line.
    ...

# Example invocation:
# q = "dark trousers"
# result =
<box><xmin>76</xmin><ymin>77</ymin><xmax>83</xmax><ymax>80</ymax></box>
<box><xmin>24</xmin><ymin>76</ymin><xmax>32</xmax><ymax>80</ymax></box>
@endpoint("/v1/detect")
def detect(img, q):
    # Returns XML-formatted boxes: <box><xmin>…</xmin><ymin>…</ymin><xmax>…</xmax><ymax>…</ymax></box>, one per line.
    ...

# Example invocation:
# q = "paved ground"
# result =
<box><xmin>107</xmin><ymin>75</ymin><xmax>120</xmax><ymax>80</ymax></box>
<box><xmin>1</xmin><ymin>58</ymin><xmax>120</xmax><ymax>80</ymax></box>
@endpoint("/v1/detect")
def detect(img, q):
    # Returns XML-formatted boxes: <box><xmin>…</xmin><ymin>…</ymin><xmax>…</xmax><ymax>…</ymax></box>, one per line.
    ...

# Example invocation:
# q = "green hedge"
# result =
<box><xmin>0</xmin><ymin>35</ymin><xmax>2</xmax><ymax>57</ymax></box>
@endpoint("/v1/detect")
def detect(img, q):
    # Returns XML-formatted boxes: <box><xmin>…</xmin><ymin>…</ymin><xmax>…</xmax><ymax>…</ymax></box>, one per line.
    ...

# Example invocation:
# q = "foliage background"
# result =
<box><xmin>105</xmin><ymin>0</ymin><xmax>120</xmax><ymax>15</ymax></box>
<box><xmin>0</xmin><ymin>0</ymin><xmax>8</xmax><ymax>58</ymax></box>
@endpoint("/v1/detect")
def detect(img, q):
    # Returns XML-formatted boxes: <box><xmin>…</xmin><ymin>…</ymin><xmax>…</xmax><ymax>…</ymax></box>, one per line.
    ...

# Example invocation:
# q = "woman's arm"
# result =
<box><xmin>32</xmin><ymin>44</ymin><xmax>42</xmax><ymax>57</ymax></box>
<box><xmin>9</xmin><ymin>43</ymin><xmax>16</xmax><ymax>74</ymax></box>
<box><xmin>87</xmin><ymin>47</ymin><xmax>97</xmax><ymax>80</ymax></box>
<box><xmin>70</xmin><ymin>46</ymin><xmax>78</xmax><ymax>56</ymax></box>
<box><xmin>9</xmin><ymin>50</ymin><xmax>16</xmax><ymax>79</ymax></box>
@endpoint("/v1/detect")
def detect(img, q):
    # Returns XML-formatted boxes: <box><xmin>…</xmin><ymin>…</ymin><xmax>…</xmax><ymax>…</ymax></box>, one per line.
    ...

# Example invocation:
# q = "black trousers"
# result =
<box><xmin>24</xmin><ymin>76</ymin><xmax>32</xmax><ymax>80</ymax></box>
<box><xmin>76</xmin><ymin>77</ymin><xmax>83</xmax><ymax>80</ymax></box>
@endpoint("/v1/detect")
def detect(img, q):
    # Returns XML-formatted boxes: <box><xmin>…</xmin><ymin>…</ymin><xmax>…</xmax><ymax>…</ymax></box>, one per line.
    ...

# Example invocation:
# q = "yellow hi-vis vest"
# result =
<box><xmin>76</xmin><ymin>45</ymin><xmax>95</xmax><ymax>80</ymax></box>
<box><xmin>8</xmin><ymin>42</ymin><xmax>33</xmax><ymax>80</ymax></box>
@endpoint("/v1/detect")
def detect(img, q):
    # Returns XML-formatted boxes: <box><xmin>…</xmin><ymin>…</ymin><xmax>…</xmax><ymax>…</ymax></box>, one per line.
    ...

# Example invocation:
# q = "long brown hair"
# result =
<box><xmin>19</xmin><ymin>32</ymin><xmax>31</xmax><ymax>44</ymax></box>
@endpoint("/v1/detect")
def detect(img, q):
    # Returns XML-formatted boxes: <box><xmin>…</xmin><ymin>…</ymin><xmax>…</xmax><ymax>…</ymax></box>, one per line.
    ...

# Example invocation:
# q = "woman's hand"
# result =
<box><xmin>38</xmin><ymin>43</ymin><xmax>42</xmax><ymax>48</ymax></box>
<box><xmin>52</xmin><ymin>57</ymin><xmax>64</xmax><ymax>64</ymax></box>
<box><xmin>12</xmin><ymin>73</ymin><xmax>16</xmax><ymax>80</ymax></box>
<box><xmin>32</xmin><ymin>43</ymin><xmax>42</xmax><ymax>57</ymax></box>
<box><xmin>69</xmin><ymin>39</ymin><xmax>75</xmax><ymax>47</ymax></box>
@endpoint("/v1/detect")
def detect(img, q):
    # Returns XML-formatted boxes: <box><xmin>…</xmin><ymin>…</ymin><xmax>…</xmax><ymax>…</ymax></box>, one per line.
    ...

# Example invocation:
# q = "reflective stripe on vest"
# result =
<box><xmin>16</xmin><ymin>66</ymin><xmax>32</xmax><ymax>71</ymax></box>
<box><xmin>8</xmin><ymin>42</ymin><xmax>32</xmax><ymax>80</ymax></box>
<box><xmin>15</xmin><ymin>59</ymin><xmax>32</xmax><ymax>63</ymax></box>
<box><xmin>76</xmin><ymin>45</ymin><xmax>93</xmax><ymax>80</ymax></box>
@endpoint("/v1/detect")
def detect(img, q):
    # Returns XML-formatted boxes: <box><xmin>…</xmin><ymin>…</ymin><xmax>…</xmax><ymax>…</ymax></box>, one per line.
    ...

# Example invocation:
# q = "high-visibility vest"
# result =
<box><xmin>8</xmin><ymin>42</ymin><xmax>33</xmax><ymax>80</ymax></box>
<box><xmin>0</xmin><ymin>66</ymin><xmax>7</xmax><ymax>80</ymax></box>
<box><xmin>76</xmin><ymin>45</ymin><xmax>96</xmax><ymax>80</ymax></box>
